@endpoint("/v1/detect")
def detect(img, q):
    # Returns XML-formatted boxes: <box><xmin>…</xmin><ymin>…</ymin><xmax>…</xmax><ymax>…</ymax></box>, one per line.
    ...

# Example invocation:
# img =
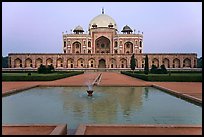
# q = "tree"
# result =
<box><xmin>130</xmin><ymin>53</ymin><xmax>136</xmax><ymax>73</ymax></box>
<box><xmin>160</xmin><ymin>64</ymin><xmax>168</xmax><ymax>74</ymax></box>
<box><xmin>38</xmin><ymin>64</ymin><xmax>47</xmax><ymax>74</ymax></box>
<box><xmin>38</xmin><ymin>64</ymin><xmax>55</xmax><ymax>74</ymax></box>
<box><xmin>197</xmin><ymin>57</ymin><xmax>202</xmax><ymax>68</ymax></box>
<box><xmin>47</xmin><ymin>64</ymin><xmax>55</xmax><ymax>73</ymax></box>
<box><xmin>150</xmin><ymin>64</ymin><xmax>157</xmax><ymax>74</ymax></box>
<box><xmin>2</xmin><ymin>56</ymin><xmax>8</xmax><ymax>68</ymax></box>
<box><xmin>144</xmin><ymin>55</ymin><xmax>149</xmax><ymax>75</ymax></box>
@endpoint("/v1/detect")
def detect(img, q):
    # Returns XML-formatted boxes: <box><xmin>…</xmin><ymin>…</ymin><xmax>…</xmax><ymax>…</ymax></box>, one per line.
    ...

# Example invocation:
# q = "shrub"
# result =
<box><xmin>121</xmin><ymin>71</ymin><xmax>202</xmax><ymax>82</ymax></box>
<box><xmin>47</xmin><ymin>64</ymin><xmax>54</xmax><ymax>73</ymax></box>
<box><xmin>38</xmin><ymin>64</ymin><xmax>55</xmax><ymax>74</ymax></box>
<box><xmin>28</xmin><ymin>72</ymin><xmax>31</xmax><ymax>76</ymax></box>
<box><xmin>38</xmin><ymin>64</ymin><xmax>47</xmax><ymax>73</ymax></box>
<box><xmin>2</xmin><ymin>71</ymin><xmax>84</xmax><ymax>81</ymax></box>
<box><xmin>150</xmin><ymin>65</ymin><xmax>158</xmax><ymax>74</ymax></box>
<box><xmin>160</xmin><ymin>64</ymin><xmax>168</xmax><ymax>74</ymax></box>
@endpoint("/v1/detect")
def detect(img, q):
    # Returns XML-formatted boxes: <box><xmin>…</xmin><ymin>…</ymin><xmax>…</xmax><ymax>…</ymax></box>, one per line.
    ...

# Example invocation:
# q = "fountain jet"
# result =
<box><xmin>87</xmin><ymin>84</ymin><xmax>93</xmax><ymax>96</ymax></box>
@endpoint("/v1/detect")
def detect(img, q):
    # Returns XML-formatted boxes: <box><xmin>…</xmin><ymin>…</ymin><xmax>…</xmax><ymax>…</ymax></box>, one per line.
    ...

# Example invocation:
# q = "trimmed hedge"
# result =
<box><xmin>167</xmin><ymin>71</ymin><xmax>202</xmax><ymax>73</ymax></box>
<box><xmin>2</xmin><ymin>70</ymin><xmax>37</xmax><ymax>73</ymax></box>
<box><xmin>2</xmin><ymin>71</ymin><xmax>84</xmax><ymax>81</ymax></box>
<box><xmin>121</xmin><ymin>71</ymin><xmax>202</xmax><ymax>82</ymax></box>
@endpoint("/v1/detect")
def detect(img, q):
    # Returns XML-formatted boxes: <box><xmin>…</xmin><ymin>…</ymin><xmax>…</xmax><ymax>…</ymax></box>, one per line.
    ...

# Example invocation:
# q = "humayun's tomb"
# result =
<box><xmin>8</xmin><ymin>9</ymin><xmax>197</xmax><ymax>69</ymax></box>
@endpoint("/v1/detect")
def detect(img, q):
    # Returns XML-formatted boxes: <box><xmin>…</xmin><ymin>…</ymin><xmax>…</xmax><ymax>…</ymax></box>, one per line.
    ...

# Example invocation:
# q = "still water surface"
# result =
<box><xmin>2</xmin><ymin>86</ymin><xmax>202</xmax><ymax>130</ymax></box>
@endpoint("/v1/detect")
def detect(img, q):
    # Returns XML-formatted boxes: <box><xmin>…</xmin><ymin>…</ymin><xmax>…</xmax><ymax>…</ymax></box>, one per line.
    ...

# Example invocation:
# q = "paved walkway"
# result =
<box><xmin>2</xmin><ymin>72</ymin><xmax>202</xmax><ymax>100</ymax></box>
<box><xmin>152</xmin><ymin>82</ymin><xmax>202</xmax><ymax>99</ymax></box>
<box><xmin>2</xmin><ymin>72</ymin><xmax>100</xmax><ymax>94</ymax></box>
<box><xmin>99</xmin><ymin>72</ymin><xmax>150</xmax><ymax>86</ymax></box>
<box><xmin>2</xmin><ymin>72</ymin><xmax>202</xmax><ymax>135</ymax></box>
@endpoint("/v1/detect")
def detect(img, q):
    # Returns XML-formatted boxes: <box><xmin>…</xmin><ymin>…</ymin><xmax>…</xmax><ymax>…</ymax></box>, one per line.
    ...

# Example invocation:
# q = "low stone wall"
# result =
<box><xmin>75</xmin><ymin>124</ymin><xmax>202</xmax><ymax>135</ymax></box>
<box><xmin>2</xmin><ymin>124</ymin><xmax>67</xmax><ymax>135</ymax></box>
<box><xmin>2</xmin><ymin>68</ymin><xmax>202</xmax><ymax>72</ymax></box>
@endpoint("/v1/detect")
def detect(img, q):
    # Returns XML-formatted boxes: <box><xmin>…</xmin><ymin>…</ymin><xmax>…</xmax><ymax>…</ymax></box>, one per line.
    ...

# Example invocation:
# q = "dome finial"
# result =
<box><xmin>102</xmin><ymin>7</ymin><xmax>104</xmax><ymax>14</ymax></box>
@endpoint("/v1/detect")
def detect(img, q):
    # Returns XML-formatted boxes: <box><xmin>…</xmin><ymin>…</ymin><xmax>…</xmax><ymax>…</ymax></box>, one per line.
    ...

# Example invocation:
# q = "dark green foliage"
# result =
<box><xmin>197</xmin><ymin>57</ymin><xmax>202</xmax><ymax>68</ymax></box>
<box><xmin>28</xmin><ymin>72</ymin><xmax>31</xmax><ymax>76</ymax></box>
<box><xmin>2</xmin><ymin>56</ymin><xmax>8</xmax><ymax>68</ymax></box>
<box><xmin>47</xmin><ymin>64</ymin><xmax>54</xmax><ymax>72</ymax></box>
<box><xmin>150</xmin><ymin>64</ymin><xmax>158</xmax><ymax>73</ymax></box>
<box><xmin>130</xmin><ymin>54</ymin><xmax>136</xmax><ymax>72</ymax></box>
<box><xmin>2</xmin><ymin>70</ymin><xmax>36</xmax><ymax>73</ymax></box>
<box><xmin>167</xmin><ymin>71</ymin><xmax>201</xmax><ymax>73</ymax></box>
<box><xmin>144</xmin><ymin>55</ymin><xmax>149</xmax><ymax>75</ymax></box>
<box><xmin>38</xmin><ymin>64</ymin><xmax>47</xmax><ymax>73</ymax></box>
<box><xmin>2</xmin><ymin>71</ymin><xmax>84</xmax><ymax>81</ymax></box>
<box><xmin>121</xmin><ymin>71</ymin><xmax>202</xmax><ymax>82</ymax></box>
<box><xmin>160</xmin><ymin>64</ymin><xmax>168</xmax><ymax>74</ymax></box>
<box><xmin>150</xmin><ymin>64</ymin><xmax>168</xmax><ymax>74</ymax></box>
<box><xmin>37</xmin><ymin>64</ymin><xmax>55</xmax><ymax>74</ymax></box>
<box><xmin>121</xmin><ymin>71</ymin><xmax>148</xmax><ymax>81</ymax></box>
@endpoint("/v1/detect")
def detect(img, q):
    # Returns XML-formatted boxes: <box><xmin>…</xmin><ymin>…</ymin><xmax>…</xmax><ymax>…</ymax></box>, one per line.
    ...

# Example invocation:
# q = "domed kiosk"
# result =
<box><xmin>73</xmin><ymin>25</ymin><xmax>84</xmax><ymax>34</ymax></box>
<box><xmin>121</xmin><ymin>25</ymin><xmax>133</xmax><ymax>34</ymax></box>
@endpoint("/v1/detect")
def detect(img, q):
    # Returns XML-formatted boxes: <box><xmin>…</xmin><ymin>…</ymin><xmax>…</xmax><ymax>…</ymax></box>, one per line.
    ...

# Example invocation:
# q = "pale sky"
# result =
<box><xmin>2</xmin><ymin>2</ymin><xmax>202</xmax><ymax>57</ymax></box>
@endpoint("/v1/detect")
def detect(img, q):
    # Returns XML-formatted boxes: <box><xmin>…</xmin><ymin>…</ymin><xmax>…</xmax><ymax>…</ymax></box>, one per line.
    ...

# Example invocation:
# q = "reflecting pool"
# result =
<box><xmin>2</xmin><ymin>86</ymin><xmax>202</xmax><ymax>131</ymax></box>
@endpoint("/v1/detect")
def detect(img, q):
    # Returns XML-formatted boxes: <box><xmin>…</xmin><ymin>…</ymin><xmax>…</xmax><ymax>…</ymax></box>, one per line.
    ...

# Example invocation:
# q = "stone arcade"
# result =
<box><xmin>8</xmin><ymin>10</ymin><xmax>197</xmax><ymax>69</ymax></box>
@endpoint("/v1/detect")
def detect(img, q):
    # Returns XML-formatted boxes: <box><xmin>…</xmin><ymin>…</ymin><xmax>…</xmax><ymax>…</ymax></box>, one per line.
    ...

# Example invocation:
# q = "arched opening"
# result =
<box><xmin>120</xmin><ymin>58</ymin><xmax>127</xmax><ymax>68</ymax></box>
<box><xmin>14</xmin><ymin>58</ymin><xmax>22</xmax><ymax>68</ymax></box>
<box><xmin>135</xmin><ymin>59</ymin><xmax>138</xmax><ymax>68</ymax></box>
<box><xmin>152</xmin><ymin>58</ymin><xmax>159</xmax><ymax>68</ymax></box>
<box><xmin>25</xmin><ymin>58</ymin><xmax>32</xmax><ymax>68</ymax></box>
<box><xmin>72</xmin><ymin>41</ymin><xmax>81</xmax><ymax>53</ymax></box>
<box><xmin>57</xmin><ymin>58</ymin><xmax>63</xmax><ymax>68</ymax></box>
<box><xmin>67</xmin><ymin>58</ymin><xmax>74</xmax><ymax>68</ymax></box>
<box><xmin>142</xmin><ymin>58</ymin><xmax>145</xmax><ymax>68</ymax></box>
<box><xmin>124</xmin><ymin>42</ymin><xmax>133</xmax><ymax>54</ymax></box>
<box><xmin>64</xmin><ymin>41</ymin><xmax>66</xmax><ymax>47</ymax></box>
<box><xmin>98</xmin><ymin>59</ymin><xmax>106</xmax><ymax>68</ymax></box>
<box><xmin>88</xmin><ymin>41</ymin><xmax>91</xmax><ymax>47</ymax></box>
<box><xmin>162</xmin><ymin>58</ymin><xmax>170</xmax><ymax>68</ymax></box>
<box><xmin>110</xmin><ymin>58</ymin><xmax>116</xmax><ymax>68</ymax></box>
<box><xmin>140</xmin><ymin>41</ymin><xmax>142</xmax><ymax>47</ymax></box>
<box><xmin>88</xmin><ymin>58</ymin><xmax>95</xmax><ymax>68</ymax></box>
<box><xmin>115</xmin><ymin>41</ymin><xmax>118</xmax><ymax>47</ymax></box>
<box><xmin>173</xmin><ymin>58</ymin><xmax>180</xmax><ymax>68</ymax></box>
<box><xmin>88</xmin><ymin>50</ymin><xmax>91</xmax><ymax>53</ymax></box>
<box><xmin>95</xmin><ymin>36</ymin><xmax>110</xmax><ymax>54</ymax></box>
<box><xmin>46</xmin><ymin>58</ymin><xmax>53</xmax><ymax>66</ymax></box>
<box><xmin>77</xmin><ymin>58</ymin><xmax>85</xmax><ymax>68</ymax></box>
<box><xmin>36</xmin><ymin>58</ymin><xmax>42</xmax><ymax>68</ymax></box>
<box><xmin>183</xmin><ymin>58</ymin><xmax>191</xmax><ymax>68</ymax></box>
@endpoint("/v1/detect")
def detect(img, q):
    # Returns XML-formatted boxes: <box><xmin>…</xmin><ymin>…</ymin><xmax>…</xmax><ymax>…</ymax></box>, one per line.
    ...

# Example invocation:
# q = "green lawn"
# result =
<box><xmin>2</xmin><ymin>71</ymin><xmax>84</xmax><ymax>81</ymax></box>
<box><xmin>121</xmin><ymin>71</ymin><xmax>202</xmax><ymax>82</ymax></box>
<box><xmin>2</xmin><ymin>72</ymin><xmax>64</xmax><ymax>76</ymax></box>
<box><xmin>142</xmin><ymin>73</ymin><xmax>202</xmax><ymax>76</ymax></box>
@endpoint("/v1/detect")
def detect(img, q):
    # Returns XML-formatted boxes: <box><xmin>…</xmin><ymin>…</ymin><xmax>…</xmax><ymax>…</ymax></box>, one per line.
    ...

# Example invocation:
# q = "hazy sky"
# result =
<box><xmin>2</xmin><ymin>2</ymin><xmax>202</xmax><ymax>57</ymax></box>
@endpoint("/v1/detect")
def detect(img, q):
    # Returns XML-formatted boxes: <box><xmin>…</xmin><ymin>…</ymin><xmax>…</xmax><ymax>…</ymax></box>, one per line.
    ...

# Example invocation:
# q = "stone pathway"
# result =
<box><xmin>99</xmin><ymin>72</ymin><xmax>150</xmax><ymax>86</ymax></box>
<box><xmin>43</xmin><ymin>72</ymin><xmax>100</xmax><ymax>86</ymax></box>
<box><xmin>2</xmin><ymin>72</ymin><xmax>202</xmax><ymax>100</ymax></box>
<box><xmin>2</xmin><ymin>72</ymin><xmax>202</xmax><ymax>135</ymax></box>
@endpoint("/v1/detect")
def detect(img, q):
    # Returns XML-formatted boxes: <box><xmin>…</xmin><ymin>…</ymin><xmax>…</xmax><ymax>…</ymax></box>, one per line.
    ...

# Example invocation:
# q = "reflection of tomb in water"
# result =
<box><xmin>60</xmin><ymin>86</ymin><xmax>144</xmax><ymax>124</ymax></box>
<box><xmin>2</xmin><ymin>86</ymin><xmax>202</xmax><ymax>131</ymax></box>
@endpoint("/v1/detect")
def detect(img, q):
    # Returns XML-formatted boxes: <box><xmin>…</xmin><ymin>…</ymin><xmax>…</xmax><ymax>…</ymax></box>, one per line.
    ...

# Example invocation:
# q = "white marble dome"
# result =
<box><xmin>89</xmin><ymin>13</ymin><xmax>117</xmax><ymax>30</ymax></box>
